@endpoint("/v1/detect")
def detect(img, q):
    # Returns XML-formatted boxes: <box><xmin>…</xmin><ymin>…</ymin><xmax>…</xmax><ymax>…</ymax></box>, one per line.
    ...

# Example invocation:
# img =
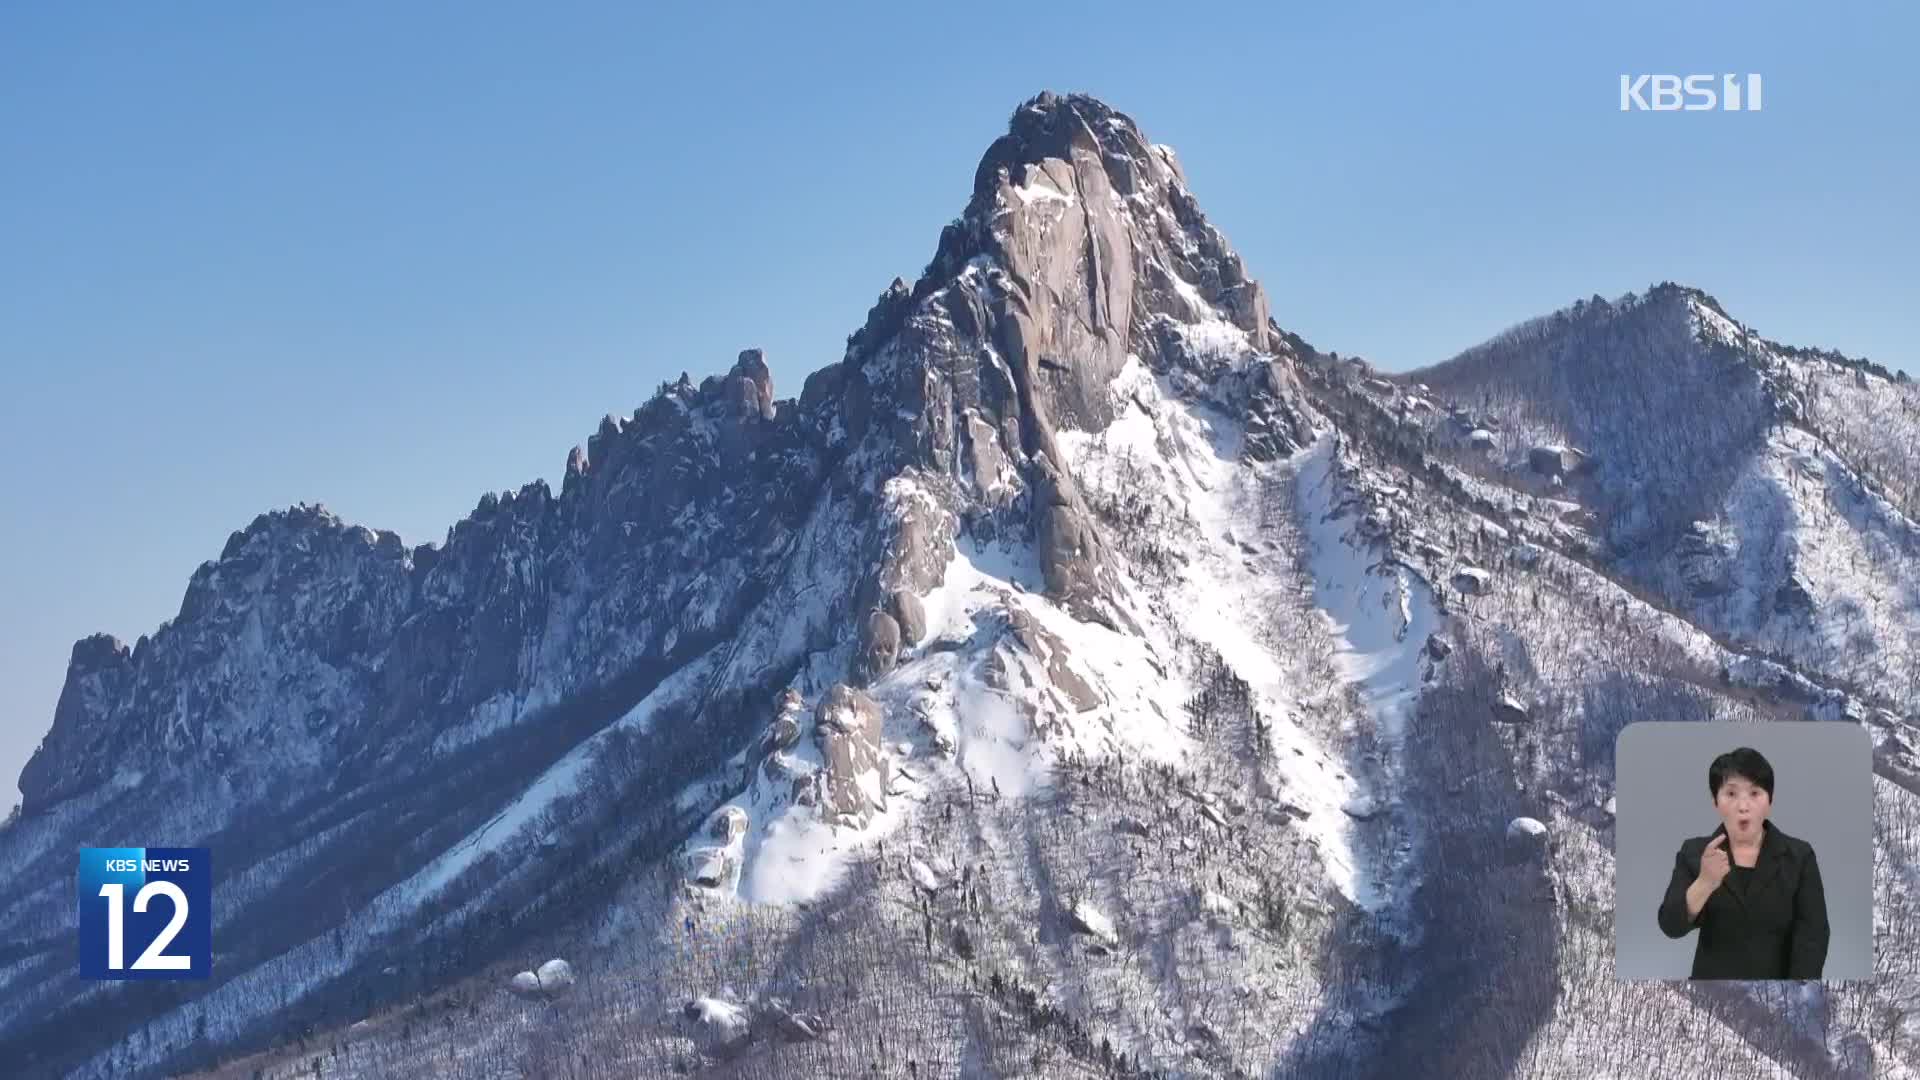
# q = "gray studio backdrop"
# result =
<box><xmin>1614</xmin><ymin>721</ymin><xmax>1872</xmax><ymax>980</ymax></box>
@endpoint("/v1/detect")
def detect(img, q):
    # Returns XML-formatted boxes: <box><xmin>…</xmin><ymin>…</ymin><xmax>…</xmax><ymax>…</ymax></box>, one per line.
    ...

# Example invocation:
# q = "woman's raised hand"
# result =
<box><xmin>1698</xmin><ymin>833</ymin><xmax>1731</xmax><ymax>888</ymax></box>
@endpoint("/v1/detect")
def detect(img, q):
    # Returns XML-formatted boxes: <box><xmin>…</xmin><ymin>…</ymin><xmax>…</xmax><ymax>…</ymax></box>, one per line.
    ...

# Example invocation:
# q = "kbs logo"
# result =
<box><xmin>77</xmin><ymin>847</ymin><xmax>211</xmax><ymax>980</ymax></box>
<box><xmin>1620</xmin><ymin>74</ymin><xmax>1763</xmax><ymax>112</ymax></box>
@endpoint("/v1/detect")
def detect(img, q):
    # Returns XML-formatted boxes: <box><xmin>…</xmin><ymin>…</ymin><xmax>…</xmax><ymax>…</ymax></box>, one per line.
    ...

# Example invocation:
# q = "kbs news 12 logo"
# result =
<box><xmin>77</xmin><ymin>848</ymin><xmax>211</xmax><ymax>980</ymax></box>
<box><xmin>1620</xmin><ymin>74</ymin><xmax>1763</xmax><ymax>112</ymax></box>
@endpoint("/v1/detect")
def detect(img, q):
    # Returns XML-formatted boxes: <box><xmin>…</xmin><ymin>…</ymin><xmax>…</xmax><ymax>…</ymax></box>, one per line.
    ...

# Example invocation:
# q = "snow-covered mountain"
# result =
<box><xmin>3</xmin><ymin>92</ymin><xmax>1916</xmax><ymax>1079</ymax></box>
<box><xmin>1410</xmin><ymin>286</ymin><xmax>1920</xmax><ymax>713</ymax></box>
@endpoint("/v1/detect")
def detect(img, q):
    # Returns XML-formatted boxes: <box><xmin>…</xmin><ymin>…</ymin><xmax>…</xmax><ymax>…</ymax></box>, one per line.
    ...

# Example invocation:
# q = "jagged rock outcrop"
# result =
<box><xmin>884</xmin><ymin>589</ymin><xmax>927</xmax><ymax>647</ymax></box>
<box><xmin>18</xmin><ymin>634</ymin><xmax>136</xmax><ymax>809</ymax></box>
<box><xmin>19</xmin><ymin>352</ymin><xmax>835</xmax><ymax>821</ymax></box>
<box><xmin>763</xmin><ymin>714</ymin><xmax>801</xmax><ymax>758</ymax></box>
<box><xmin>809</xmin><ymin>684</ymin><xmax>889</xmax><ymax>828</ymax></box>
<box><xmin>994</xmin><ymin>607</ymin><xmax>1101</xmax><ymax>714</ymax></box>
<box><xmin>1676</xmin><ymin>523</ymin><xmax>1735</xmax><ymax>597</ymax></box>
<box><xmin>854</xmin><ymin>609</ymin><xmax>902</xmax><ymax>685</ymax></box>
<box><xmin>1032</xmin><ymin>456</ymin><xmax>1118</xmax><ymax>626</ymax></box>
<box><xmin>729</xmin><ymin>348</ymin><xmax>776</xmax><ymax>422</ymax></box>
<box><xmin>831</xmin><ymin>91</ymin><xmax>1318</xmax><ymax>630</ymax></box>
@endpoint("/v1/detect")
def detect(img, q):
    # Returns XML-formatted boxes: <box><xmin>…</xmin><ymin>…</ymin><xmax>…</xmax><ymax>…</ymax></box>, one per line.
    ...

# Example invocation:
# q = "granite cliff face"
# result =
<box><xmin>4</xmin><ymin>94</ymin><xmax>1918</xmax><ymax>1080</ymax></box>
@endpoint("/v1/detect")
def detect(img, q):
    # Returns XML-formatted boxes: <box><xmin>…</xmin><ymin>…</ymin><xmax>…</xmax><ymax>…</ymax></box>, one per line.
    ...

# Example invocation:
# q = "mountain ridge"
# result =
<box><xmin>5</xmin><ymin>91</ymin><xmax>1918</xmax><ymax>1080</ymax></box>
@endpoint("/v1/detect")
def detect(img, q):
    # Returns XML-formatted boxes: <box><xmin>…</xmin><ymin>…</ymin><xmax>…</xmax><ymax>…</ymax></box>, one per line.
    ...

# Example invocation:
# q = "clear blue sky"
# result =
<box><xmin>3</xmin><ymin>2</ymin><xmax>1914</xmax><ymax>805</ymax></box>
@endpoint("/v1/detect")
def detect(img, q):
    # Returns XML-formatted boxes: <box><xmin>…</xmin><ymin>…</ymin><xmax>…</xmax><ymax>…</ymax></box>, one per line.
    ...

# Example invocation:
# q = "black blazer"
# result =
<box><xmin>1657</xmin><ymin>819</ymin><xmax>1829</xmax><ymax>979</ymax></box>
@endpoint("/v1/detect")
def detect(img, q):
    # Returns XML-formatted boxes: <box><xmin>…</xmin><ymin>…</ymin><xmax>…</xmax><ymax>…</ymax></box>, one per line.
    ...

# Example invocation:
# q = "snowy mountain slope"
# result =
<box><xmin>1407</xmin><ymin>285</ymin><xmax>1920</xmax><ymax>714</ymax></box>
<box><xmin>5</xmin><ymin>93</ymin><xmax>1918</xmax><ymax>1079</ymax></box>
<box><xmin>190</xmin><ymin>365</ymin><xmax>1411</xmax><ymax>1080</ymax></box>
<box><xmin>230</xmin><ymin>344</ymin><xmax>1918</xmax><ymax>1076</ymax></box>
<box><xmin>1797</xmin><ymin>348</ymin><xmax>1920</xmax><ymax>524</ymax></box>
<box><xmin>210</xmin><ymin>322</ymin><xmax>1920</xmax><ymax>1078</ymax></box>
<box><xmin>1306</xmin><ymin>329</ymin><xmax>1920</xmax><ymax>1077</ymax></box>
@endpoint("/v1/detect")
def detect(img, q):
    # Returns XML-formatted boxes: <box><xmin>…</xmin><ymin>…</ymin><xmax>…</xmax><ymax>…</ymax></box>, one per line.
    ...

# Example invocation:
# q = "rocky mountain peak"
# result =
<box><xmin>728</xmin><ymin>347</ymin><xmax>776</xmax><ymax>421</ymax></box>
<box><xmin>884</xmin><ymin>94</ymin><xmax>1276</xmax><ymax>364</ymax></box>
<box><xmin>806</xmin><ymin>92</ymin><xmax>1317</xmax><ymax>630</ymax></box>
<box><xmin>968</xmin><ymin>91</ymin><xmax>1159</xmax><ymax>206</ymax></box>
<box><xmin>218</xmin><ymin>501</ymin><xmax>358</xmax><ymax>560</ymax></box>
<box><xmin>67</xmin><ymin>631</ymin><xmax>132</xmax><ymax>671</ymax></box>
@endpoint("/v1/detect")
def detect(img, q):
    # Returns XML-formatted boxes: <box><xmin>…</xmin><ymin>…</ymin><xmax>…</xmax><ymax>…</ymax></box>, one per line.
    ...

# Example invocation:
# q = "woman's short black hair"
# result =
<box><xmin>1709</xmin><ymin>747</ymin><xmax>1775</xmax><ymax>799</ymax></box>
